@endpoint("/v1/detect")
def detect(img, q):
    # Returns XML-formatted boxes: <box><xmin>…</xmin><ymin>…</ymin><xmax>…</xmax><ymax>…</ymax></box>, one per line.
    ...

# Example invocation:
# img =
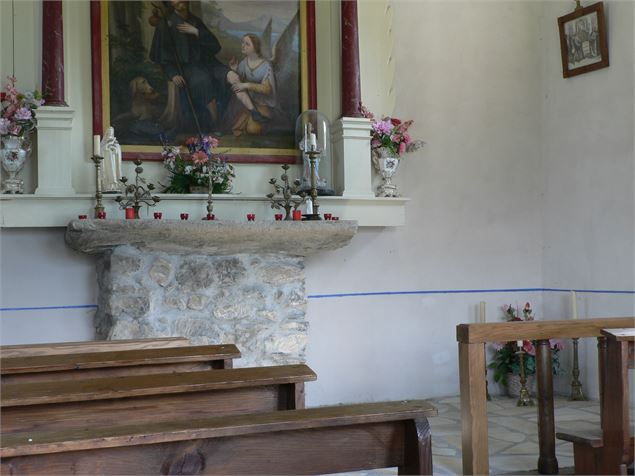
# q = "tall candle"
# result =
<box><xmin>93</xmin><ymin>135</ymin><xmax>101</xmax><ymax>156</ymax></box>
<box><xmin>571</xmin><ymin>290</ymin><xmax>578</xmax><ymax>320</ymax></box>
<box><xmin>517</xmin><ymin>340</ymin><xmax>523</xmax><ymax>349</ymax></box>
<box><xmin>306</xmin><ymin>198</ymin><xmax>313</xmax><ymax>214</ymax></box>
<box><xmin>479</xmin><ymin>301</ymin><xmax>486</xmax><ymax>323</ymax></box>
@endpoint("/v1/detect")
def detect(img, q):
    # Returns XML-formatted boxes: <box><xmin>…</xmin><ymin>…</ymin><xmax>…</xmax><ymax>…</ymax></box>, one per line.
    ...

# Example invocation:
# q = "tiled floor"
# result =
<box><xmin>428</xmin><ymin>395</ymin><xmax>599</xmax><ymax>475</ymax></box>
<box><xmin>338</xmin><ymin>395</ymin><xmax>634</xmax><ymax>475</ymax></box>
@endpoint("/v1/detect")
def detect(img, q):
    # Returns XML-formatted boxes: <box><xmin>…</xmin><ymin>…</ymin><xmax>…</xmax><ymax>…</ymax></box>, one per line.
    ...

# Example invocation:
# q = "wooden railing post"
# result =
<box><xmin>458</xmin><ymin>342</ymin><xmax>489</xmax><ymax>475</ymax></box>
<box><xmin>597</xmin><ymin>336</ymin><xmax>607</xmax><ymax>428</ymax></box>
<box><xmin>536</xmin><ymin>339</ymin><xmax>558</xmax><ymax>474</ymax></box>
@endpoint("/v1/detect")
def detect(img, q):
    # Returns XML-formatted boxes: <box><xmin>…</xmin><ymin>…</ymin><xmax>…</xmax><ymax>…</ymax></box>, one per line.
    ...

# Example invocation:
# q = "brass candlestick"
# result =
<box><xmin>206</xmin><ymin>173</ymin><xmax>214</xmax><ymax>218</ymax></box>
<box><xmin>485</xmin><ymin>343</ymin><xmax>492</xmax><ymax>401</ymax></box>
<box><xmin>305</xmin><ymin>149</ymin><xmax>321</xmax><ymax>220</ymax></box>
<box><xmin>266</xmin><ymin>164</ymin><xmax>307</xmax><ymax>220</ymax></box>
<box><xmin>516</xmin><ymin>345</ymin><xmax>535</xmax><ymax>407</ymax></box>
<box><xmin>569</xmin><ymin>337</ymin><xmax>585</xmax><ymax>400</ymax></box>
<box><xmin>115</xmin><ymin>158</ymin><xmax>160</xmax><ymax>218</ymax></box>
<box><xmin>91</xmin><ymin>155</ymin><xmax>105</xmax><ymax>217</ymax></box>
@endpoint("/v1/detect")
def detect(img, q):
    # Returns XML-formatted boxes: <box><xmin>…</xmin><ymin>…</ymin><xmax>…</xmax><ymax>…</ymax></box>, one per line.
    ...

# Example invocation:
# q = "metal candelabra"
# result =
<box><xmin>516</xmin><ymin>345</ymin><xmax>535</xmax><ymax>407</ymax></box>
<box><xmin>266</xmin><ymin>164</ymin><xmax>307</xmax><ymax>220</ymax></box>
<box><xmin>305</xmin><ymin>150</ymin><xmax>321</xmax><ymax>220</ymax></box>
<box><xmin>569</xmin><ymin>337</ymin><xmax>585</xmax><ymax>400</ymax></box>
<box><xmin>206</xmin><ymin>173</ymin><xmax>214</xmax><ymax>218</ymax></box>
<box><xmin>484</xmin><ymin>344</ymin><xmax>492</xmax><ymax>401</ymax></box>
<box><xmin>114</xmin><ymin>158</ymin><xmax>160</xmax><ymax>218</ymax></box>
<box><xmin>91</xmin><ymin>155</ymin><xmax>105</xmax><ymax>218</ymax></box>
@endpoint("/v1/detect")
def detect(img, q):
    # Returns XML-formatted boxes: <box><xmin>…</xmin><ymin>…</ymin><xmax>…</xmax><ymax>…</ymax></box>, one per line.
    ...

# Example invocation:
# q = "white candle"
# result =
<box><xmin>93</xmin><ymin>135</ymin><xmax>101</xmax><ymax>157</ymax></box>
<box><xmin>306</xmin><ymin>198</ymin><xmax>313</xmax><ymax>214</ymax></box>
<box><xmin>303</xmin><ymin>124</ymin><xmax>309</xmax><ymax>150</ymax></box>
<box><xmin>517</xmin><ymin>340</ymin><xmax>523</xmax><ymax>349</ymax></box>
<box><xmin>479</xmin><ymin>301</ymin><xmax>486</xmax><ymax>323</ymax></box>
<box><xmin>571</xmin><ymin>290</ymin><xmax>578</xmax><ymax>320</ymax></box>
<box><xmin>309</xmin><ymin>132</ymin><xmax>317</xmax><ymax>150</ymax></box>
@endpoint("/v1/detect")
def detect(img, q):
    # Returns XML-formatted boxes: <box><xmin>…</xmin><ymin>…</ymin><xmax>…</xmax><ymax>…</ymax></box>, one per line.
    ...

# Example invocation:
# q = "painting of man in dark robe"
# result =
<box><xmin>105</xmin><ymin>0</ymin><xmax>303</xmax><ymax>156</ymax></box>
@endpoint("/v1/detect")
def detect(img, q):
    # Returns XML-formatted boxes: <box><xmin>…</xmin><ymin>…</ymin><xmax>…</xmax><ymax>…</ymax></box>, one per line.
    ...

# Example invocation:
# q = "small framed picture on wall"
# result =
<box><xmin>558</xmin><ymin>2</ymin><xmax>609</xmax><ymax>78</ymax></box>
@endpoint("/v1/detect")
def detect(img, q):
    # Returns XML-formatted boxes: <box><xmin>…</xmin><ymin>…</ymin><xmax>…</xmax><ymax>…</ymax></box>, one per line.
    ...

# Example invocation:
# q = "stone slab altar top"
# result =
<box><xmin>65</xmin><ymin>219</ymin><xmax>358</xmax><ymax>256</ymax></box>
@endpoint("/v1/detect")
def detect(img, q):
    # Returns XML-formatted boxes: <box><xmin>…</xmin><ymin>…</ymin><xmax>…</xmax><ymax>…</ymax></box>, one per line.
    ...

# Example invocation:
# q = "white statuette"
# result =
<box><xmin>100</xmin><ymin>127</ymin><xmax>123</xmax><ymax>193</ymax></box>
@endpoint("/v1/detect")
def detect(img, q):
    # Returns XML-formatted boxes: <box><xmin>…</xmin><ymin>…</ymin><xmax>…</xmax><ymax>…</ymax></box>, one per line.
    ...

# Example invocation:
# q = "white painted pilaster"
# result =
<box><xmin>34</xmin><ymin>105</ymin><xmax>76</xmax><ymax>195</ymax></box>
<box><xmin>332</xmin><ymin>117</ymin><xmax>374</xmax><ymax>198</ymax></box>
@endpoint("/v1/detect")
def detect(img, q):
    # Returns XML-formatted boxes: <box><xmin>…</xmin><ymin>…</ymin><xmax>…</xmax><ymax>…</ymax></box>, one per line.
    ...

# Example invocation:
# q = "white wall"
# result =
<box><xmin>539</xmin><ymin>0</ymin><xmax>635</xmax><ymax>399</ymax></box>
<box><xmin>1</xmin><ymin>0</ymin><xmax>633</xmax><ymax>408</ymax></box>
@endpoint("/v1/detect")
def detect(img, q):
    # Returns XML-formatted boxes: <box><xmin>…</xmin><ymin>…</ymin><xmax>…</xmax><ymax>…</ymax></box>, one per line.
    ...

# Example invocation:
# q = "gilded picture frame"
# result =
<box><xmin>91</xmin><ymin>0</ymin><xmax>316</xmax><ymax>163</ymax></box>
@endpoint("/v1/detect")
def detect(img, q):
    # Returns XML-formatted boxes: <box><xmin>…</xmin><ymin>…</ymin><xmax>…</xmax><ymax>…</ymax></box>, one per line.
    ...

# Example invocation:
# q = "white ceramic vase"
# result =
<box><xmin>1</xmin><ymin>134</ymin><xmax>31</xmax><ymax>194</ymax></box>
<box><xmin>372</xmin><ymin>147</ymin><xmax>401</xmax><ymax>197</ymax></box>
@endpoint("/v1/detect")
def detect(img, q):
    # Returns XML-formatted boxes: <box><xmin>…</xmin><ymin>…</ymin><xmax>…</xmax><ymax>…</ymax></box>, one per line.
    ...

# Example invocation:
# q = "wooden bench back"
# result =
<box><xmin>1</xmin><ymin>400</ymin><xmax>438</xmax><ymax>475</ymax></box>
<box><xmin>1</xmin><ymin>364</ymin><xmax>316</xmax><ymax>434</ymax></box>
<box><xmin>1</xmin><ymin>344</ymin><xmax>240</xmax><ymax>384</ymax></box>
<box><xmin>0</xmin><ymin>337</ymin><xmax>190</xmax><ymax>358</ymax></box>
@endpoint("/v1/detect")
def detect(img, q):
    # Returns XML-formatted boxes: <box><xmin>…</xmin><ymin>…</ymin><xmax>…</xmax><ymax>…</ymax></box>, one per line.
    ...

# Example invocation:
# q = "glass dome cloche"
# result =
<box><xmin>294</xmin><ymin>110</ymin><xmax>334</xmax><ymax>195</ymax></box>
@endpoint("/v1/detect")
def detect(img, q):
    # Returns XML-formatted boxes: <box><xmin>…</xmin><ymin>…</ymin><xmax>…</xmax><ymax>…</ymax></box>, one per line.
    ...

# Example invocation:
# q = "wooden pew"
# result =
<box><xmin>1</xmin><ymin>364</ymin><xmax>316</xmax><ymax>434</ymax></box>
<box><xmin>1</xmin><ymin>344</ymin><xmax>241</xmax><ymax>384</ymax></box>
<box><xmin>0</xmin><ymin>400</ymin><xmax>437</xmax><ymax>475</ymax></box>
<box><xmin>556</xmin><ymin>328</ymin><xmax>634</xmax><ymax>475</ymax></box>
<box><xmin>0</xmin><ymin>337</ymin><xmax>191</xmax><ymax>358</ymax></box>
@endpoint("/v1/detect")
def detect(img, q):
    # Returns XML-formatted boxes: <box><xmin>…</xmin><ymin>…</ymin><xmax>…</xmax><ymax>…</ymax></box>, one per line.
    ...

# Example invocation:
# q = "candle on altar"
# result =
<box><xmin>306</xmin><ymin>198</ymin><xmax>313</xmax><ymax>215</ymax></box>
<box><xmin>292</xmin><ymin>210</ymin><xmax>302</xmax><ymax>221</ymax></box>
<box><xmin>125</xmin><ymin>208</ymin><xmax>135</xmax><ymax>219</ymax></box>
<box><xmin>479</xmin><ymin>301</ymin><xmax>486</xmax><ymax>323</ymax></box>
<box><xmin>308</xmin><ymin>132</ymin><xmax>317</xmax><ymax>150</ymax></box>
<box><xmin>571</xmin><ymin>290</ymin><xmax>578</xmax><ymax>320</ymax></box>
<box><xmin>517</xmin><ymin>340</ymin><xmax>523</xmax><ymax>349</ymax></box>
<box><xmin>93</xmin><ymin>135</ymin><xmax>101</xmax><ymax>156</ymax></box>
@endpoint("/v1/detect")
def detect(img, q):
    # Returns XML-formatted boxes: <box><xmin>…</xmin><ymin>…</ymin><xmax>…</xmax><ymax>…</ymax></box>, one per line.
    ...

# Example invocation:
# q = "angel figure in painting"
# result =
<box><xmin>223</xmin><ymin>13</ymin><xmax>299</xmax><ymax>137</ymax></box>
<box><xmin>225</xmin><ymin>34</ymin><xmax>276</xmax><ymax>136</ymax></box>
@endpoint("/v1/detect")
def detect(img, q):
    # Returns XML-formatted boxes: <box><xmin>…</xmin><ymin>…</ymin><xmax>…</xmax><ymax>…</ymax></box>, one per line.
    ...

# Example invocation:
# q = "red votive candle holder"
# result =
<box><xmin>323</xmin><ymin>213</ymin><xmax>332</xmax><ymax>220</ymax></box>
<box><xmin>78</xmin><ymin>215</ymin><xmax>88</xmax><ymax>220</ymax></box>
<box><xmin>125</xmin><ymin>208</ymin><xmax>135</xmax><ymax>219</ymax></box>
<box><xmin>205</xmin><ymin>213</ymin><xmax>215</xmax><ymax>221</ymax></box>
<box><xmin>332</xmin><ymin>216</ymin><xmax>340</xmax><ymax>221</ymax></box>
<box><xmin>97</xmin><ymin>211</ymin><xmax>107</xmax><ymax>219</ymax></box>
<box><xmin>274</xmin><ymin>213</ymin><xmax>283</xmax><ymax>221</ymax></box>
<box><xmin>180</xmin><ymin>213</ymin><xmax>189</xmax><ymax>220</ymax></box>
<box><xmin>292</xmin><ymin>210</ymin><xmax>302</xmax><ymax>221</ymax></box>
<box><xmin>154</xmin><ymin>212</ymin><xmax>162</xmax><ymax>220</ymax></box>
<box><xmin>247</xmin><ymin>213</ymin><xmax>255</xmax><ymax>221</ymax></box>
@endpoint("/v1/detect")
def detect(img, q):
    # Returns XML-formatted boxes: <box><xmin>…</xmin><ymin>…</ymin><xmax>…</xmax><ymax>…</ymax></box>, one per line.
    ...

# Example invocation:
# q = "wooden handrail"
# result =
<box><xmin>456</xmin><ymin>317</ymin><xmax>634</xmax><ymax>344</ymax></box>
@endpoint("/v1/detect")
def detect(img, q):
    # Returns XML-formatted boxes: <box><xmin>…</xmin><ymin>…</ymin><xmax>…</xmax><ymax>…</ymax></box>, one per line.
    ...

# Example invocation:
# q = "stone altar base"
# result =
<box><xmin>66</xmin><ymin>220</ymin><xmax>357</xmax><ymax>367</ymax></box>
<box><xmin>95</xmin><ymin>246</ymin><xmax>307</xmax><ymax>367</ymax></box>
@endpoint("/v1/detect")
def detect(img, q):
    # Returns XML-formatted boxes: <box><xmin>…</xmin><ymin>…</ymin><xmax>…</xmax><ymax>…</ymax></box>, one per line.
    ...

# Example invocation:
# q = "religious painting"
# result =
<box><xmin>91</xmin><ymin>1</ymin><xmax>316</xmax><ymax>163</ymax></box>
<box><xmin>557</xmin><ymin>2</ymin><xmax>608</xmax><ymax>78</ymax></box>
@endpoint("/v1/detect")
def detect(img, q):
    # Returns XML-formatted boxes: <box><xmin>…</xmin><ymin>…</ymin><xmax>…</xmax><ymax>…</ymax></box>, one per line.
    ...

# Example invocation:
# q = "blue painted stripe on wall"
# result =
<box><xmin>1</xmin><ymin>288</ymin><xmax>633</xmax><ymax>311</ymax></box>
<box><xmin>0</xmin><ymin>305</ymin><xmax>98</xmax><ymax>312</ymax></box>
<box><xmin>308</xmin><ymin>288</ymin><xmax>635</xmax><ymax>299</ymax></box>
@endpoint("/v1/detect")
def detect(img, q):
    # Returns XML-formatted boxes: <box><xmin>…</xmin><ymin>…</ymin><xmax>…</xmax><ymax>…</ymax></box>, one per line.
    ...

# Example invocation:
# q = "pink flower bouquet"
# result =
<box><xmin>489</xmin><ymin>302</ymin><xmax>565</xmax><ymax>385</ymax></box>
<box><xmin>160</xmin><ymin>134</ymin><xmax>234</xmax><ymax>194</ymax></box>
<box><xmin>360</xmin><ymin>105</ymin><xmax>424</xmax><ymax>157</ymax></box>
<box><xmin>0</xmin><ymin>76</ymin><xmax>44</xmax><ymax>137</ymax></box>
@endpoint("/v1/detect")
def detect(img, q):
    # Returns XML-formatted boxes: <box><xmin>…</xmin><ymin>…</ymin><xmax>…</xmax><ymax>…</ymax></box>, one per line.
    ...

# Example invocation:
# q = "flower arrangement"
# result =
<box><xmin>360</xmin><ymin>105</ymin><xmax>423</xmax><ymax>157</ymax></box>
<box><xmin>161</xmin><ymin>135</ymin><xmax>235</xmax><ymax>194</ymax></box>
<box><xmin>0</xmin><ymin>76</ymin><xmax>44</xmax><ymax>137</ymax></box>
<box><xmin>488</xmin><ymin>303</ymin><xmax>565</xmax><ymax>386</ymax></box>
